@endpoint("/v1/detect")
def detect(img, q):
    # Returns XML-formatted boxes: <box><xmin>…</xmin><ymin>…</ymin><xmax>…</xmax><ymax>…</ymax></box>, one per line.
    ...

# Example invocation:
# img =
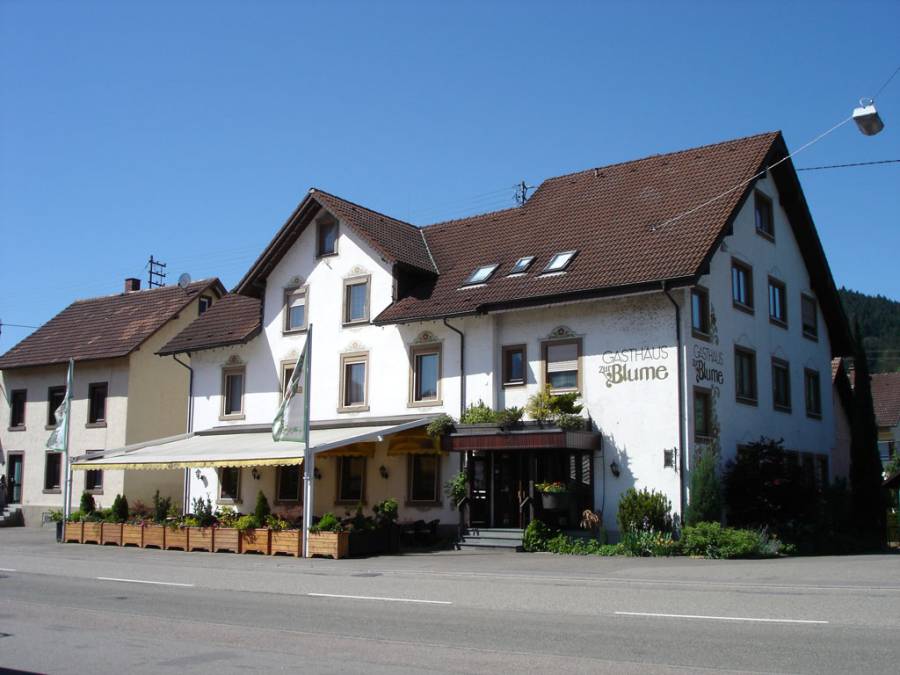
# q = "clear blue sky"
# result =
<box><xmin>1</xmin><ymin>1</ymin><xmax>898</xmax><ymax>354</ymax></box>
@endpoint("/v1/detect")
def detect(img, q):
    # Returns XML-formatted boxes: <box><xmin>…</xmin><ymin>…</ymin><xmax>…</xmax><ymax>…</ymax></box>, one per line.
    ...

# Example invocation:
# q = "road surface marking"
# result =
<box><xmin>0</xmin><ymin>568</ymin><xmax>16</xmax><ymax>572</ymax></box>
<box><xmin>308</xmin><ymin>592</ymin><xmax>451</xmax><ymax>605</ymax></box>
<box><xmin>97</xmin><ymin>576</ymin><xmax>194</xmax><ymax>588</ymax></box>
<box><xmin>615</xmin><ymin>611</ymin><xmax>828</xmax><ymax>624</ymax></box>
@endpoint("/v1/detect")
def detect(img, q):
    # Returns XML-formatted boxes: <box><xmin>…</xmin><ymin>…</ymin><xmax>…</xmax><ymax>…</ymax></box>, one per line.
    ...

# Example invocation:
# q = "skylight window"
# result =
<box><xmin>464</xmin><ymin>264</ymin><xmax>499</xmax><ymax>285</ymax></box>
<box><xmin>543</xmin><ymin>250</ymin><xmax>577</xmax><ymax>273</ymax></box>
<box><xmin>508</xmin><ymin>256</ymin><xmax>535</xmax><ymax>275</ymax></box>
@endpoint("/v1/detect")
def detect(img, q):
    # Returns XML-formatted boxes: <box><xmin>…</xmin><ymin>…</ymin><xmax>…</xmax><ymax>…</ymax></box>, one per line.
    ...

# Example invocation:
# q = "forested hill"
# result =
<box><xmin>839</xmin><ymin>288</ymin><xmax>900</xmax><ymax>373</ymax></box>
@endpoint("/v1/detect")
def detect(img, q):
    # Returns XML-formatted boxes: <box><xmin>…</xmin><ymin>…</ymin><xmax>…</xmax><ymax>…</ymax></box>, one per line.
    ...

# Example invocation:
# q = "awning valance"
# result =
<box><xmin>71</xmin><ymin>419</ymin><xmax>431</xmax><ymax>471</ymax></box>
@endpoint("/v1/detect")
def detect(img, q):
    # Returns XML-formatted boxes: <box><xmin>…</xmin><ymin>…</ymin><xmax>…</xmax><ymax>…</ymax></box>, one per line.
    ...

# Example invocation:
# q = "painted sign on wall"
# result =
<box><xmin>692</xmin><ymin>344</ymin><xmax>725</xmax><ymax>386</ymax></box>
<box><xmin>598</xmin><ymin>346</ymin><xmax>670</xmax><ymax>388</ymax></box>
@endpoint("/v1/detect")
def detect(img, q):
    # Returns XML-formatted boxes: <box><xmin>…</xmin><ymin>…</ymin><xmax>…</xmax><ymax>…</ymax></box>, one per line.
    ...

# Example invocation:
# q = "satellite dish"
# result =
<box><xmin>177</xmin><ymin>272</ymin><xmax>192</xmax><ymax>290</ymax></box>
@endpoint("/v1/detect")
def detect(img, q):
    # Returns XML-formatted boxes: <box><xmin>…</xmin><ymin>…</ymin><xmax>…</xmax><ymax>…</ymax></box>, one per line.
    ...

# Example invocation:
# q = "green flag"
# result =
<box><xmin>272</xmin><ymin>329</ymin><xmax>311</xmax><ymax>443</ymax></box>
<box><xmin>47</xmin><ymin>359</ymin><xmax>74</xmax><ymax>451</ymax></box>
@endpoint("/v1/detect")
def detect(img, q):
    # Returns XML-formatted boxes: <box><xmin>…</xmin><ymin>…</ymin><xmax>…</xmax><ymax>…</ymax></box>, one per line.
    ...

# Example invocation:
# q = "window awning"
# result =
<box><xmin>71</xmin><ymin>419</ymin><xmax>432</xmax><ymax>471</ymax></box>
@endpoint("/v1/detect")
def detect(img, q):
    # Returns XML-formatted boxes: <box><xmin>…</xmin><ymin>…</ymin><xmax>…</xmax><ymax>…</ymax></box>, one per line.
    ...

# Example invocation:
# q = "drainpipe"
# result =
<box><xmin>662</xmin><ymin>284</ymin><xmax>687</xmax><ymax>523</ymax></box>
<box><xmin>443</xmin><ymin>317</ymin><xmax>467</xmax><ymax>536</ymax></box>
<box><xmin>172</xmin><ymin>354</ymin><xmax>194</xmax><ymax>514</ymax></box>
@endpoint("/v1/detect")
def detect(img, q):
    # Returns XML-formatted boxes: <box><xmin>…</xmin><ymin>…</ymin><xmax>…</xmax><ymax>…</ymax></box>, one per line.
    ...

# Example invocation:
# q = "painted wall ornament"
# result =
<box><xmin>225</xmin><ymin>354</ymin><xmax>244</xmax><ymax>366</ymax></box>
<box><xmin>343</xmin><ymin>340</ymin><xmax>367</xmax><ymax>353</ymax></box>
<box><xmin>548</xmin><ymin>325</ymin><xmax>576</xmax><ymax>339</ymax></box>
<box><xmin>414</xmin><ymin>330</ymin><xmax>440</xmax><ymax>344</ymax></box>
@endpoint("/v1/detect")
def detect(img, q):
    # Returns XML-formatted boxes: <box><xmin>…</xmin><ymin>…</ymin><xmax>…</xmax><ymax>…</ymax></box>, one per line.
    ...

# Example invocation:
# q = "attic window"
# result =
<box><xmin>543</xmin><ymin>250</ymin><xmax>577</xmax><ymax>273</ymax></box>
<box><xmin>463</xmin><ymin>264</ymin><xmax>499</xmax><ymax>286</ymax></box>
<box><xmin>508</xmin><ymin>256</ymin><xmax>535</xmax><ymax>275</ymax></box>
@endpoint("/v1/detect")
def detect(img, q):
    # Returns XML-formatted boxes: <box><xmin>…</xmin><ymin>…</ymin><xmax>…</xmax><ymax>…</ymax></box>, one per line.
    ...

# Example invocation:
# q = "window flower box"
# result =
<box><xmin>306</xmin><ymin>531</ymin><xmax>349</xmax><ymax>559</ymax></box>
<box><xmin>187</xmin><ymin>527</ymin><xmax>214</xmax><ymax>552</ymax></box>
<box><xmin>142</xmin><ymin>524</ymin><xmax>165</xmax><ymax>549</ymax></box>
<box><xmin>82</xmin><ymin>521</ymin><xmax>102</xmax><ymax>544</ymax></box>
<box><xmin>122</xmin><ymin>523</ymin><xmax>144</xmax><ymax>547</ymax></box>
<box><xmin>164</xmin><ymin>526</ymin><xmax>188</xmax><ymax>551</ymax></box>
<box><xmin>100</xmin><ymin>523</ymin><xmax>123</xmax><ymax>546</ymax></box>
<box><xmin>270</xmin><ymin>529</ymin><xmax>302</xmax><ymax>557</ymax></box>
<box><xmin>241</xmin><ymin>528</ymin><xmax>271</xmax><ymax>555</ymax></box>
<box><xmin>63</xmin><ymin>522</ymin><xmax>84</xmax><ymax>543</ymax></box>
<box><xmin>213</xmin><ymin>527</ymin><xmax>241</xmax><ymax>553</ymax></box>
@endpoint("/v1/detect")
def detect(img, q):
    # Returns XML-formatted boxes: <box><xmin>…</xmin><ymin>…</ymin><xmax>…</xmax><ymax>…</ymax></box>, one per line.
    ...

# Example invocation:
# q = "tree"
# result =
<box><xmin>685</xmin><ymin>449</ymin><xmax>723</xmax><ymax>525</ymax></box>
<box><xmin>254</xmin><ymin>490</ymin><xmax>271</xmax><ymax>523</ymax></box>
<box><xmin>849</xmin><ymin>322</ymin><xmax>887</xmax><ymax>547</ymax></box>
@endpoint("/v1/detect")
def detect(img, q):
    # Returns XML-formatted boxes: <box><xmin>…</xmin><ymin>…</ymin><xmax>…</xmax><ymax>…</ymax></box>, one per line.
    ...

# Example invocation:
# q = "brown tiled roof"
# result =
<box><xmin>377</xmin><ymin>132</ymin><xmax>778</xmax><ymax>323</ymax></box>
<box><xmin>0</xmin><ymin>279</ymin><xmax>224</xmax><ymax>370</ymax></box>
<box><xmin>158</xmin><ymin>294</ymin><xmax>262</xmax><ymax>355</ymax></box>
<box><xmin>871</xmin><ymin>372</ymin><xmax>900</xmax><ymax>428</ymax></box>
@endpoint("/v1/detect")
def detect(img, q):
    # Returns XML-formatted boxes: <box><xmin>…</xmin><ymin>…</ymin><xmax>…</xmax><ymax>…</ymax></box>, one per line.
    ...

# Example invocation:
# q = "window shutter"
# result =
<box><xmin>546</xmin><ymin>343</ymin><xmax>578</xmax><ymax>373</ymax></box>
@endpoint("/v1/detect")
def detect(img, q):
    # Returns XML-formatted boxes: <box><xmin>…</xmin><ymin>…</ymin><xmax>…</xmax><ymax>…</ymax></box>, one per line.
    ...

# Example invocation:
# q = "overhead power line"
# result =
<box><xmin>797</xmin><ymin>158</ymin><xmax>900</xmax><ymax>171</ymax></box>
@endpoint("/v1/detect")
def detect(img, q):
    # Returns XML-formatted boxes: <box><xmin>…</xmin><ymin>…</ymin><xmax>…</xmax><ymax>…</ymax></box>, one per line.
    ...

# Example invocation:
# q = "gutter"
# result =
<box><xmin>662</xmin><ymin>283</ymin><xmax>688</xmax><ymax>522</ymax></box>
<box><xmin>442</xmin><ymin>318</ymin><xmax>465</xmax><ymax>419</ymax></box>
<box><xmin>172</xmin><ymin>353</ymin><xmax>194</xmax><ymax>514</ymax></box>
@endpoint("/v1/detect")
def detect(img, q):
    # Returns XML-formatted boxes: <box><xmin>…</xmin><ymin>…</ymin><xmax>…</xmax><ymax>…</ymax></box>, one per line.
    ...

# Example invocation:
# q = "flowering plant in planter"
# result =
<box><xmin>535</xmin><ymin>481</ymin><xmax>568</xmax><ymax>494</ymax></box>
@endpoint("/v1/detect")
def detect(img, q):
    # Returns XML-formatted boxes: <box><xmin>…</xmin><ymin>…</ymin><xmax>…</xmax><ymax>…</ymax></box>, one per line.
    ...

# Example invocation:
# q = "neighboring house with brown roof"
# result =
<box><xmin>1</xmin><ymin>278</ymin><xmax>224</xmax><ymax>524</ymax></box>
<box><xmin>871</xmin><ymin>371</ymin><xmax>900</xmax><ymax>466</ymax></box>
<box><xmin>138</xmin><ymin>130</ymin><xmax>850</xmax><ymax>536</ymax></box>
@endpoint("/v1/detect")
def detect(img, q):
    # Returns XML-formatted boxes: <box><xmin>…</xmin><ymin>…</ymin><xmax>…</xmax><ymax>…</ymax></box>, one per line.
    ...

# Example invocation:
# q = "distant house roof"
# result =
<box><xmin>158</xmin><ymin>294</ymin><xmax>261</xmax><ymax>355</ymax></box>
<box><xmin>0</xmin><ymin>279</ymin><xmax>225</xmax><ymax>370</ymax></box>
<box><xmin>871</xmin><ymin>372</ymin><xmax>900</xmax><ymax>429</ymax></box>
<box><xmin>168</xmin><ymin>131</ymin><xmax>852</xmax><ymax>357</ymax></box>
<box><xmin>235</xmin><ymin>188</ymin><xmax>436</xmax><ymax>296</ymax></box>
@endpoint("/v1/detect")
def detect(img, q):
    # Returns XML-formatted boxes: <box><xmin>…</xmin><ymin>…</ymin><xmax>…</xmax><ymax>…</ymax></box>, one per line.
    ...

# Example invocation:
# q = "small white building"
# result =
<box><xmin>78</xmin><ymin>131</ymin><xmax>852</xmax><ymax>539</ymax></box>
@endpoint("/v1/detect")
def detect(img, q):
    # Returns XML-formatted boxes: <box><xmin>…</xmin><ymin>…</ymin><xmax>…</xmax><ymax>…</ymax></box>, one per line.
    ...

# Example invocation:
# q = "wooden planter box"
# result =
<box><xmin>307</xmin><ymin>531</ymin><xmax>350</xmax><ymax>559</ymax></box>
<box><xmin>63</xmin><ymin>521</ymin><xmax>84</xmax><ymax>543</ymax></box>
<box><xmin>100</xmin><ymin>523</ymin><xmax>124</xmax><ymax>546</ymax></box>
<box><xmin>122</xmin><ymin>524</ymin><xmax>144</xmax><ymax>547</ymax></box>
<box><xmin>213</xmin><ymin>527</ymin><xmax>241</xmax><ymax>553</ymax></box>
<box><xmin>187</xmin><ymin>527</ymin><xmax>214</xmax><ymax>552</ymax></box>
<box><xmin>270</xmin><ymin>529</ymin><xmax>302</xmax><ymax>557</ymax></box>
<box><xmin>241</xmin><ymin>528</ymin><xmax>270</xmax><ymax>555</ymax></box>
<box><xmin>142</xmin><ymin>524</ymin><xmax>165</xmax><ymax>549</ymax></box>
<box><xmin>164</xmin><ymin>527</ymin><xmax>189</xmax><ymax>551</ymax></box>
<box><xmin>82</xmin><ymin>522</ymin><xmax>102</xmax><ymax>544</ymax></box>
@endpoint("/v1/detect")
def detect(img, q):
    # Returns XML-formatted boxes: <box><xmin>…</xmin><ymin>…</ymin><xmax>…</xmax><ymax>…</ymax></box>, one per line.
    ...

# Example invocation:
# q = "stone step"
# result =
<box><xmin>458</xmin><ymin>538</ymin><xmax>521</xmax><ymax>550</ymax></box>
<box><xmin>464</xmin><ymin>528</ymin><xmax>524</xmax><ymax>540</ymax></box>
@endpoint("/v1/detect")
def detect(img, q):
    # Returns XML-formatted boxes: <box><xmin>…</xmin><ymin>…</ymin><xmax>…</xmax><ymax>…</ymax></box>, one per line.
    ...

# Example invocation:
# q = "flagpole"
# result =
<box><xmin>302</xmin><ymin>325</ymin><xmax>313</xmax><ymax>558</ymax></box>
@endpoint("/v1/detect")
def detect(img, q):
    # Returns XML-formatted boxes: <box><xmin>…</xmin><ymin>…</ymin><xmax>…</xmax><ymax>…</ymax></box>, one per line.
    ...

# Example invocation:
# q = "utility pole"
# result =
<box><xmin>147</xmin><ymin>255</ymin><xmax>167</xmax><ymax>288</ymax></box>
<box><xmin>514</xmin><ymin>180</ymin><xmax>533</xmax><ymax>206</ymax></box>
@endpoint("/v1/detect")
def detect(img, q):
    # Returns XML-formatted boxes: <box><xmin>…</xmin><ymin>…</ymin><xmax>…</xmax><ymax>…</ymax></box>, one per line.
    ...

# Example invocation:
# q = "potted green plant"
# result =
<box><xmin>373</xmin><ymin>498</ymin><xmax>400</xmax><ymax>554</ymax></box>
<box><xmin>186</xmin><ymin>497</ymin><xmax>215</xmax><ymax>551</ymax></box>
<box><xmin>268</xmin><ymin>515</ymin><xmax>302</xmax><ymax>557</ymax></box>
<box><xmin>142</xmin><ymin>490</ymin><xmax>170</xmax><ymax>549</ymax></box>
<box><xmin>444</xmin><ymin>472</ymin><xmax>468</xmax><ymax>510</ymax></box>
<box><xmin>536</xmin><ymin>481</ymin><xmax>570</xmax><ymax>510</ymax></box>
<box><xmin>122</xmin><ymin>500</ymin><xmax>146</xmax><ymax>547</ymax></box>
<box><xmin>213</xmin><ymin>506</ymin><xmax>241</xmax><ymax>553</ymax></box>
<box><xmin>307</xmin><ymin>512</ymin><xmax>349</xmax><ymax>559</ymax></box>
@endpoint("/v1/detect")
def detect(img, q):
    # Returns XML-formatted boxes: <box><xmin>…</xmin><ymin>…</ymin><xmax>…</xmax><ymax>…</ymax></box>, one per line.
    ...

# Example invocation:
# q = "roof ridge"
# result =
<box><xmin>310</xmin><ymin>187</ymin><xmax>420</xmax><ymax>233</ymax></box>
<box><xmin>70</xmin><ymin>278</ymin><xmax>218</xmax><ymax>305</ymax></box>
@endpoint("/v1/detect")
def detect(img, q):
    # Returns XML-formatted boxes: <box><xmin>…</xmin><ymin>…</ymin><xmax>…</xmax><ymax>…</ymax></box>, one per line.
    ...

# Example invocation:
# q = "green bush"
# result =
<box><xmin>496</xmin><ymin>406</ymin><xmax>524</xmax><ymax>428</ymax></box>
<box><xmin>444</xmin><ymin>472</ymin><xmax>467</xmax><ymax>506</ymax></box>
<box><xmin>265</xmin><ymin>515</ymin><xmax>292</xmax><ymax>531</ymax></box>
<box><xmin>426</xmin><ymin>414</ymin><xmax>455</xmax><ymax>438</ymax></box>
<box><xmin>522</xmin><ymin>519</ymin><xmax>556</xmax><ymax>551</ymax></box>
<box><xmin>460</xmin><ymin>400</ymin><xmax>496</xmax><ymax>424</ymax></box>
<box><xmin>373</xmin><ymin>498</ymin><xmax>399</xmax><ymax>526</ymax></box>
<box><xmin>191</xmin><ymin>497</ymin><xmax>216</xmax><ymax>527</ymax></box>
<box><xmin>111</xmin><ymin>494</ymin><xmax>129</xmax><ymax>523</ymax></box>
<box><xmin>152</xmin><ymin>490</ymin><xmax>172</xmax><ymax>523</ymax></box>
<box><xmin>617</xmin><ymin>488</ymin><xmax>673</xmax><ymax>533</ymax></box>
<box><xmin>310</xmin><ymin>512</ymin><xmax>342</xmax><ymax>533</ymax></box>
<box><xmin>685</xmin><ymin>450</ymin><xmax>722</xmax><ymax>525</ymax></box>
<box><xmin>680</xmin><ymin>522</ymin><xmax>783</xmax><ymax>559</ymax></box>
<box><xmin>80</xmin><ymin>491</ymin><xmax>96</xmax><ymax>514</ymax></box>
<box><xmin>254</xmin><ymin>490</ymin><xmax>271</xmax><ymax>522</ymax></box>
<box><xmin>549</xmin><ymin>391</ymin><xmax>583</xmax><ymax>416</ymax></box>
<box><xmin>234</xmin><ymin>514</ymin><xmax>260</xmax><ymax>532</ymax></box>
<box><xmin>619</xmin><ymin>526</ymin><xmax>679</xmax><ymax>557</ymax></box>
<box><xmin>555</xmin><ymin>413</ymin><xmax>585</xmax><ymax>431</ymax></box>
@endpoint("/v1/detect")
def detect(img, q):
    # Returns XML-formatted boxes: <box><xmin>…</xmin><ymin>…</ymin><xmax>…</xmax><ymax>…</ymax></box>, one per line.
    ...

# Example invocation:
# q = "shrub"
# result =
<box><xmin>549</xmin><ymin>391</ymin><xmax>583</xmax><ymax>416</ymax></box>
<box><xmin>496</xmin><ymin>406</ymin><xmax>524</xmax><ymax>428</ymax></box>
<box><xmin>680</xmin><ymin>521</ymin><xmax>783</xmax><ymax>559</ymax></box>
<box><xmin>685</xmin><ymin>450</ymin><xmax>722</xmax><ymax>526</ymax></box>
<box><xmin>130</xmin><ymin>499</ymin><xmax>151</xmax><ymax>520</ymax></box>
<box><xmin>373</xmin><ymin>498</ymin><xmax>399</xmax><ymax>526</ymax></box>
<box><xmin>217</xmin><ymin>506</ymin><xmax>238</xmax><ymax>527</ymax></box>
<box><xmin>444</xmin><ymin>472</ymin><xmax>468</xmax><ymax>506</ymax></box>
<box><xmin>48</xmin><ymin>508</ymin><xmax>64</xmax><ymax>523</ymax></box>
<box><xmin>555</xmin><ymin>413</ymin><xmax>585</xmax><ymax>431</ymax></box>
<box><xmin>181</xmin><ymin>515</ymin><xmax>201</xmax><ymax>527</ymax></box>
<box><xmin>234</xmin><ymin>514</ymin><xmax>260</xmax><ymax>532</ymax></box>
<box><xmin>426</xmin><ymin>414</ymin><xmax>455</xmax><ymax>438</ymax></box>
<box><xmin>460</xmin><ymin>400</ymin><xmax>496</xmax><ymax>424</ymax></box>
<box><xmin>310</xmin><ymin>512</ymin><xmax>342</xmax><ymax>533</ymax></box>
<box><xmin>66</xmin><ymin>509</ymin><xmax>85</xmax><ymax>522</ymax></box>
<box><xmin>522</xmin><ymin>519</ymin><xmax>556</xmax><ymax>551</ymax></box>
<box><xmin>619</xmin><ymin>525</ymin><xmax>679</xmax><ymax>557</ymax></box>
<box><xmin>525</xmin><ymin>386</ymin><xmax>555</xmax><ymax>424</ymax></box>
<box><xmin>254</xmin><ymin>490</ymin><xmax>271</xmax><ymax>523</ymax></box>
<box><xmin>191</xmin><ymin>497</ymin><xmax>216</xmax><ymax>527</ymax></box>
<box><xmin>617</xmin><ymin>488</ymin><xmax>673</xmax><ymax>533</ymax></box>
<box><xmin>80</xmin><ymin>491</ymin><xmax>96</xmax><ymax>514</ymax></box>
<box><xmin>111</xmin><ymin>494</ymin><xmax>129</xmax><ymax>523</ymax></box>
<box><xmin>265</xmin><ymin>515</ymin><xmax>292</xmax><ymax>531</ymax></box>
<box><xmin>152</xmin><ymin>490</ymin><xmax>172</xmax><ymax>523</ymax></box>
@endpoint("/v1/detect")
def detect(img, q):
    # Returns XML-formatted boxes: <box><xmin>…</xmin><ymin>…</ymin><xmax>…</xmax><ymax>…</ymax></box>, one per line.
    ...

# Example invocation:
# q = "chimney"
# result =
<box><xmin>124</xmin><ymin>278</ymin><xmax>141</xmax><ymax>293</ymax></box>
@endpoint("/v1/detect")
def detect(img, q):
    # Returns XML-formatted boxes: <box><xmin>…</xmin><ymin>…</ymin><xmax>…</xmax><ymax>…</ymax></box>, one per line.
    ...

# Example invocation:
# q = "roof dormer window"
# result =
<box><xmin>508</xmin><ymin>256</ymin><xmax>535</xmax><ymax>275</ymax></box>
<box><xmin>542</xmin><ymin>250</ymin><xmax>577</xmax><ymax>273</ymax></box>
<box><xmin>463</xmin><ymin>264</ymin><xmax>499</xmax><ymax>286</ymax></box>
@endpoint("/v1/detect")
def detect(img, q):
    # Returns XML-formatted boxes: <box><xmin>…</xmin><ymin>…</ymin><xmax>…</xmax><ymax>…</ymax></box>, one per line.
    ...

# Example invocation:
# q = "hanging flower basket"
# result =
<box><xmin>536</xmin><ymin>481</ymin><xmax>570</xmax><ymax>510</ymax></box>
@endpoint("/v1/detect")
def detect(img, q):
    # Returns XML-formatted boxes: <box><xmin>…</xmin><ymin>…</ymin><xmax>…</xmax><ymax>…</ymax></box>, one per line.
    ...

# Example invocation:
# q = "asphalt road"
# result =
<box><xmin>1</xmin><ymin>529</ymin><xmax>898</xmax><ymax>674</ymax></box>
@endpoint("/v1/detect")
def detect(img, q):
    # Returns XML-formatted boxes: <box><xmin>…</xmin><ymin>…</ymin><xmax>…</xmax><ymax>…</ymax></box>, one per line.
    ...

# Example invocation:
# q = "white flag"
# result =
<box><xmin>272</xmin><ymin>329</ymin><xmax>311</xmax><ymax>443</ymax></box>
<box><xmin>46</xmin><ymin>359</ymin><xmax>74</xmax><ymax>451</ymax></box>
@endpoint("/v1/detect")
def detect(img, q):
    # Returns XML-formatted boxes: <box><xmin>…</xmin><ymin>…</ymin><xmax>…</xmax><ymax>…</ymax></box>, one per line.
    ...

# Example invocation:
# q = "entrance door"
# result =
<box><xmin>493</xmin><ymin>453</ymin><xmax>521</xmax><ymax>528</ymax></box>
<box><xmin>469</xmin><ymin>455</ymin><xmax>490</xmax><ymax>526</ymax></box>
<box><xmin>7</xmin><ymin>454</ymin><xmax>23</xmax><ymax>504</ymax></box>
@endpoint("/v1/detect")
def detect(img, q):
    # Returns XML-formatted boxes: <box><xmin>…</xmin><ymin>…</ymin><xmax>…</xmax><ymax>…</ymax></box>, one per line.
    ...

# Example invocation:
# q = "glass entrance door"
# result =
<box><xmin>7</xmin><ymin>454</ymin><xmax>23</xmax><ymax>504</ymax></box>
<box><xmin>493</xmin><ymin>453</ymin><xmax>521</xmax><ymax>528</ymax></box>
<box><xmin>469</xmin><ymin>454</ymin><xmax>489</xmax><ymax>526</ymax></box>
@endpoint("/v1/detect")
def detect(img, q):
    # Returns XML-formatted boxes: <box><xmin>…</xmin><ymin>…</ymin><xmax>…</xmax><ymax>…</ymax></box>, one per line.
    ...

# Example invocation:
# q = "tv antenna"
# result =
<box><xmin>147</xmin><ymin>255</ymin><xmax>167</xmax><ymax>288</ymax></box>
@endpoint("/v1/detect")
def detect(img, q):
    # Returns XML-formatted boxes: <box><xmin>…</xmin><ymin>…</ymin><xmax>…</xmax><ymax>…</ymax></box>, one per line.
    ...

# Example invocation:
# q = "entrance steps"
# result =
<box><xmin>0</xmin><ymin>505</ymin><xmax>23</xmax><ymax>527</ymax></box>
<box><xmin>458</xmin><ymin>527</ymin><xmax>523</xmax><ymax>550</ymax></box>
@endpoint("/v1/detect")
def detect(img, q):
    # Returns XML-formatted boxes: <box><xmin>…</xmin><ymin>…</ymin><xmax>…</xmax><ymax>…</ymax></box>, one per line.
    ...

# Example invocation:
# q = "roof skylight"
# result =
<box><xmin>464</xmin><ymin>264</ymin><xmax>499</xmax><ymax>286</ymax></box>
<box><xmin>508</xmin><ymin>256</ymin><xmax>535</xmax><ymax>275</ymax></box>
<box><xmin>543</xmin><ymin>250</ymin><xmax>577</xmax><ymax>273</ymax></box>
